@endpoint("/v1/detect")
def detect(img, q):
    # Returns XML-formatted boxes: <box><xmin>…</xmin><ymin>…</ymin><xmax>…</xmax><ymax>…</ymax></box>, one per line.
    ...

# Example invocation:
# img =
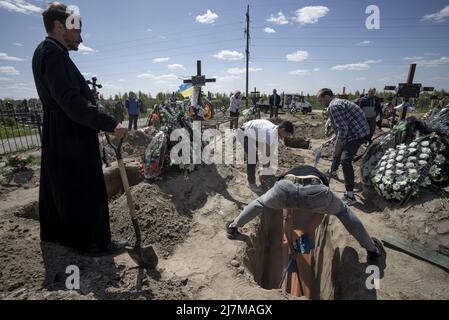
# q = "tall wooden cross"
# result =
<box><xmin>384</xmin><ymin>64</ymin><xmax>434</xmax><ymax>120</ymax></box>
<box><xmin>183</xmin><ymin>60</ymin><xmax>216</xmax><ymax>105</ymax></box>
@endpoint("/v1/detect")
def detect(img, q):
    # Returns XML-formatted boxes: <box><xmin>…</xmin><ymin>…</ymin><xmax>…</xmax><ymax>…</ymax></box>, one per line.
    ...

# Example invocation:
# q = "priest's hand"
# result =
<box><xmin>114</xmin><ymin>123</ymin><xmax>128</xmax><ymax>140</ymax></box>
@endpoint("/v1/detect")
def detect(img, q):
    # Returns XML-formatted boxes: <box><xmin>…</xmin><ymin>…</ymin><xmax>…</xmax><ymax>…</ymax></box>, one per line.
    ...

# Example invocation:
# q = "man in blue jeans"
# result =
<box><xmin>126</xmin><ymin>91</ymin><xmax>139</xmax><ymax>130</ymax></box>
<box><xmin>226</xmin><ymin>165</ymin><xmax>383</xmax><ymax>261</ymax></box>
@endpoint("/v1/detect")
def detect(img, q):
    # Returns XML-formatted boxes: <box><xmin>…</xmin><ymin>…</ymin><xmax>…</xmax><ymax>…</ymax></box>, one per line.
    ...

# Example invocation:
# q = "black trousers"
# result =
<box><xmin>128</xmin><ymin>114</ymin><xmax>138</xmax><ymax>130</ymax></box>
<box><xmin>334</xmin><ymin>137</ymin><xmax>366</xmax><ymax>192</ymax></box>
<box><xmin>230</xmin><ymin>111</ymin><xmax>239</xmax><ymax>129</ymax></box>
<box><xmin>244</xmin><ymin>137</ymin><xmax>257</xmax><ymax>185</ymax></box>
<box><xmin>270</xmin><ymin>106</ymin><xmax>279</xmax><ymax>118</ymax></box>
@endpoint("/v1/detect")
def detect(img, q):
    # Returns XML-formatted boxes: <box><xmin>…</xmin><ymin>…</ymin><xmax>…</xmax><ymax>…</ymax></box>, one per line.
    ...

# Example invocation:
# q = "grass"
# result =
<box><xmin>0</xmin><ymin>126</ymin><xmax>39</xmax><ymax>139</ymax></box>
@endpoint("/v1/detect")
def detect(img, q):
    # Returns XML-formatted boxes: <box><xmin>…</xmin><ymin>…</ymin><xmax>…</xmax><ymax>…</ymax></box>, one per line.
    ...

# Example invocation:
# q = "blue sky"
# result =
<box><xmin>1</xmin><ymin>0</ymin><xmax>449</xmax><ymax>99</ymax></box>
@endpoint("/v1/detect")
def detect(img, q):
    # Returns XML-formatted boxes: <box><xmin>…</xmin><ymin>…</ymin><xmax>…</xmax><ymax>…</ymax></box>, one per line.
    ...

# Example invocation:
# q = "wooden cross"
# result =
<box><xmin>384</xmin><ymin>64</ymin><xmax>434</xmax><ymax>120</ymax></box>
<box><xmin>249</xmin><ymin>87</ymin><xmax>260</xmax><ymax>106</ymax></box>
<box><xmin>338</xmin><ymin>86</ymin><xmax>349</xmax><ymax>100</ymax></box>
<box><xmin>183</xmin><ymin>60</ymin><xmax>216</xmax><ymax>86</ymax></box>
<box><xmin>86</xmin><ymin>77</ymin><xmax>102</xmax><ymax>103</ymax></box>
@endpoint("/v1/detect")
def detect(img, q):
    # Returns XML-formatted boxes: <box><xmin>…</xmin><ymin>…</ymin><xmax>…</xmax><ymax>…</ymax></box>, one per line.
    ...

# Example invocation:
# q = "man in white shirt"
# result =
<box><xmin>239</xmin><ymin>119</ymin><xmax>294</xmax><ymax>192</ymax></box>
<box><xmin>229</xmin><ymin>91</ymin><xmax>242</xmax><ymax>129</ymax></box>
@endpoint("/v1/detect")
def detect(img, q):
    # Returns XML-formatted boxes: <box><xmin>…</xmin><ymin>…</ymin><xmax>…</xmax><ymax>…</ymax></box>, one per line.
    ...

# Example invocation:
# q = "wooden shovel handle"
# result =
<box><xmin>117</xmin><ymin>159</ymin><xmax>136</xmax><ymax>220</ymax></box>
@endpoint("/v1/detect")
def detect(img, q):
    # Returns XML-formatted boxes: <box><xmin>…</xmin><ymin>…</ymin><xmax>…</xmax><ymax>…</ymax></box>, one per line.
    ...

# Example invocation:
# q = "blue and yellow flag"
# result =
<box><xmin>179</xmin><ymin>83</ymin><xmax>193</xmax><ymax>98</ymax></box>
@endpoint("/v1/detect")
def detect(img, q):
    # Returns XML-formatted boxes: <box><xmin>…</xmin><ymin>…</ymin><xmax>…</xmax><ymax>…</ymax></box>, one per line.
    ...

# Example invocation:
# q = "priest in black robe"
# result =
<box><xmin>32</xmin><ymin>3</ymin><xmax>128</xmax><ymax>255</ymax></box>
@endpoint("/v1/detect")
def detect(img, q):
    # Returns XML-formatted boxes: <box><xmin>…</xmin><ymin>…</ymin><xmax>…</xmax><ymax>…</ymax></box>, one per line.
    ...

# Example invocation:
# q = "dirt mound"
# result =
<box><xmin>381</xmin><ymin>189</ymin><xmax>449</xmax><ymax>251</ymax></box>
<box><xmin>109</xmin><ymin>183</ymin><xmax>193</xmax><ymax>259</ymax></box>
<box><xmin>103</xmin><ymin>130</ymin><xmax>154</xmax><ymax>161</ymax></box>
<box><xmin>278</xmin><ymin>144</ymin><xmax>305</xmax><ymax>171</ymax></box>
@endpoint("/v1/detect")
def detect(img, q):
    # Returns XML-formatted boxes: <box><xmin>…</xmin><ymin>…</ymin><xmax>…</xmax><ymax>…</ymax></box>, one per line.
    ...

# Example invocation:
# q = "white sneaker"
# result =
<box><xmin>249</xmin><ymin>183</ymin><xmax>263</xmax><ymax>193</ymax></box>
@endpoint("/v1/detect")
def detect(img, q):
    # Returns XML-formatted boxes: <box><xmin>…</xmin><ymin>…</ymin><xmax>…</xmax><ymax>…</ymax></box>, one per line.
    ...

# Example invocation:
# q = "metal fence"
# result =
<box><xmin>0</xmin><ymin>110</ymin><xmax>43</xmax><ymax>156</ymax></box>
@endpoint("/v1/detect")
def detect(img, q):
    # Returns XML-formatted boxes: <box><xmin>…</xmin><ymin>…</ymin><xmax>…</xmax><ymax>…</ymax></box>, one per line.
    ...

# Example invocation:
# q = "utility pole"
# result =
<box><xmin>245</xmin><ymin>4</ymin><xmax>250</xmax><ymax>107</ymax></box>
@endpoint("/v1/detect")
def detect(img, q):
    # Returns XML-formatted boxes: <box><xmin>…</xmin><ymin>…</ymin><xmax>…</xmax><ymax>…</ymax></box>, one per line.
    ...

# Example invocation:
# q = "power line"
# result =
<box><xmin>90</xmin><ymin>21</ymin><xmax>244</xmax><ymax>49</ymax></box>
<box><xmin>245</xmin><ymin>4</ymin><xmax>250</xmax><ymax>107</ymax></box>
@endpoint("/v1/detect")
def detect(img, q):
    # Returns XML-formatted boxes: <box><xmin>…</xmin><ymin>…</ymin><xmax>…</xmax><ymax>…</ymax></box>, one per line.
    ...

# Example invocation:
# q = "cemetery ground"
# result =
<box><xmin>0</xmin><ymin>112</ymin><xmax>448</xmax><ymax>300</ymax></box>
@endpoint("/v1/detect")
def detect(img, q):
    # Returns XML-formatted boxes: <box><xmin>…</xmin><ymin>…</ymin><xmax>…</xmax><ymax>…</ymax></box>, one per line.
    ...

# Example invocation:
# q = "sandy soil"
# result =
<box><xmin>1</xmin><ymin>113</ymin><xmax>448</xmax><ymax>300</ymax></box>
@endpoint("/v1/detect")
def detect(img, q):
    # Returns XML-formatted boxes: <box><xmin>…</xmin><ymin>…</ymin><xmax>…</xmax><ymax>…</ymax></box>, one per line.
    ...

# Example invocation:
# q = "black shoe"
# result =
<box><xmin>367</xmin><ymin>237</ymin><xmax>384</xmax><ymax>262</ymax></box>
<box><xmin>85</xmin><ymin>240</ymin><xmax>129</xmax><ymax>257</ymax></box>
<box><xmin>226</xmin><ymin>221</ymin><xmax>239</xmax><ymax>240</ymax></box>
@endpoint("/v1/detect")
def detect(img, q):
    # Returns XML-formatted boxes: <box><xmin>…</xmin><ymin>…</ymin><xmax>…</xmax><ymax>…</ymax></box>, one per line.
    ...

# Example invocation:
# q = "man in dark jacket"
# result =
<box><xmin>269</xmin><ymin>89</ymin><xmax>281</xmax><ymax>118</ymax></box>
<box><xmin>359</xmin><ymin>88</ymin><xmax>382</xmax><ymax>141</ymax></box>
<box><xmin>32</xmin><ymin>3</ymin><xmax>128</xmax><ymax>255</ymax></box>
<box><xmin>126</xmin><ymin>91</ymin><xmax>139</xmax><ymax>130</ymax></box>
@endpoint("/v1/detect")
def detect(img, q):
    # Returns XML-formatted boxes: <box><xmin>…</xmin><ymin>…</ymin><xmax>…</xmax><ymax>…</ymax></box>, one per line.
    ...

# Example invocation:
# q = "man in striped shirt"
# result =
<box><xmin>317</xmin><ymin>88</ymin><xmax>370</xmax><ymax>205</ymax></box>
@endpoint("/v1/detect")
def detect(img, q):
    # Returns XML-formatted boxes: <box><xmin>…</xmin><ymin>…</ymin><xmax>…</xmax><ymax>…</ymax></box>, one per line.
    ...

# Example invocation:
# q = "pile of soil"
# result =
<box><xmin>103</xmin><ymin>130</ymin><xmax>154</xmax><ymax>161</ymax></box>
<box><xmin>109</xmin><ymin>183</ymin><xmax>193</xmax><ymax>259</ymax></box>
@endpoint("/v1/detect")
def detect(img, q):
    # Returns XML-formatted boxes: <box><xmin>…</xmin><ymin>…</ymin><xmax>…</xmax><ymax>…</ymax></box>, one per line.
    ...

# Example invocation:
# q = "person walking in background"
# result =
<box><xmin>359</xmin><ymin>88</ymin><xmax>382</xmax><ymax>142</ymax></box>
<box><xmin>114</xmin><ymin>99</ymin><xmax>125</xmax><ymax>124</ymax></box>
<box><xmin>126</xmin><ymin>91</ymin><xmax>139</xmax><ymax>130</ymax></box>
<box><xmin>229</xmin><ymin>90</ymin><xmax>242</xmax><ymax>129</ymax></box>
<box><xmin>269</xmin><ymin>89</ymin><xmax>281</xmax><ymax>118</ymax></box>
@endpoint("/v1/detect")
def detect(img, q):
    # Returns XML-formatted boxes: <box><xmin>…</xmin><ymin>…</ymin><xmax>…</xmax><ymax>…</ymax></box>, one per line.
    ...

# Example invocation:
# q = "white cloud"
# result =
<box><xmin>424</xmin><ymin>52</ymin><xmax>440</xmax><ymax>56</ymax></box>
<box><xmin>0</xmin><ymin>77</ymin><xmax>13</xmax><ymax>81</ymax></box>
<box><xmin>0</xmin><ymin>0</ymin><xmax>43</xmax><ymax>15</ymax></box>
<box><xmin>286</xmin><ymin>50</ymin><xmax>309</xmax><ymax>62</ymax></box>
<box><xmin>136</xmin><ymin>73</ymin><xmax>178</xmax><ymax>81</ymax></box>
<box><xmin>332</xmin><ymin>63</ymin><xmax>368</xmax><ymax>71</ymax></box>
<box><xmin>356</xmin><ymin>77</ymin><xmax>366</xmax><ymax>81</ymax></box>
<box><xmin>417</xmin><ymin>56</ymin><xmax>449</xmax><ymax>67</ymax></box>
<box><xmin>81</xmin><ymin>72</ymin><xmax>97</xmax><ymax>79</ymax></box>
<box><xmin>364</xmin><ymin>59</ymin><xmax>382</xmax><ymax>64</ymax></box>
<box><xmin>196</xmin><ymin>9</ymin><xmax>218</xmax><ymax>24</ymax></box>
<box><xmin>313</xmin><ymin>68</ymin><xmax>320</xmax><ymax>72</ymax></box>
<box><xmin>288</xmin><ymin>69</ymin><xmax>311</xmax><ymax>76</ymax></box>
<box><xmin>153</xmin><ymin>57</ymin><xmax>170</xmax><ymax>63</ymax></box>
<box><xmin>357</xmin><ymin>40</ymin><xmax>374</xmax><ymax>46</ymax></box>
<box><xmin>101</xmin><ymin>83</ymin><xmax>124</xmax><ymax>91</ymax></box>
<box><xmin>227</xmin><ymin>67</ymin><xmax>262</xmax><ymax>75</ymax></box>
<box><xmin>78</xmin><ymin>44</ymin><xmax>98</xmax><ymax>54</ymax></box>
<box><xmin>267</xmin><ymin>11</ymin><xmax>289</xmax><ymax>25</ymax></box>
<box><xmin>168</xmin><ymin>64</ymin><xmax>185</xmax><ymax>70</ymax></box>
<box><xmin>0</xmin><ymin>52</ymin><xmax>24</xmax><ymax>61</ymax></box>
<box><xmin>331</xmin><ymin>59</ymin><xmax>381</xmax><ymax>71</ymax></box>
<box><xmin>14</xmin><ymin>42</ymin><xmax>23</xmax><ymax>46</ymax></box>
<box><xmin>402</xmin><ymin>56</ymin><xmax>424</xmax><ymax>61</ymax></box>
<box><xmin>292</xmin><ymin>6</ymin><xmax>329</xmax><ymax>25</ymax></box>
<box><xmin>264</xmin><ymin>27</ymin><xmax>276</xmax><ymax>34</ymax></box>
<box><xmin>147</xmin><ymin>28</ymin><xmax>153</xmax><ymax>32</ymax></box>
<box><xmin>117</xmin><ymin>79</ymin><xmax>126</xmax><ymax>82</ymax></box>
<box><xmin>421</xmin><ymin>5</ymin><xmax>449</xmax><ymax>23</ymax></box>
<box><xmin>217</xmin><ymin>75</ymin><xmax>241</xmax><ymax>81</ymax></box>
<box><xmin>212</xmin><ymin>50</ymin><xmax>243</xmax><ymax>61</ymax></box>
<box><xmin>0</xmin><ymin>66</ymin><xmax>20</xmax><ymax>75</ymax></box>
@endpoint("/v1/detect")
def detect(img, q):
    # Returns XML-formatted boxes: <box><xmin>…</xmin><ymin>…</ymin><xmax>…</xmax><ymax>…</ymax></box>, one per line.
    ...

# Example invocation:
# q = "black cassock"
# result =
<box><xmin>32</xmin><ymin>37</ymin><xmax>117</xmax><ymax>252</ymax></box>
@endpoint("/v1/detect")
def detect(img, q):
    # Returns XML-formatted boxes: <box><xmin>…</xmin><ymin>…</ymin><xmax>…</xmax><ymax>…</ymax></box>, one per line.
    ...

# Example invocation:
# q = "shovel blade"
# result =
<box><xmin>127</xmin><ymin>245</ymin><xmax>158</xmax><ymax>269</ymax></box>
